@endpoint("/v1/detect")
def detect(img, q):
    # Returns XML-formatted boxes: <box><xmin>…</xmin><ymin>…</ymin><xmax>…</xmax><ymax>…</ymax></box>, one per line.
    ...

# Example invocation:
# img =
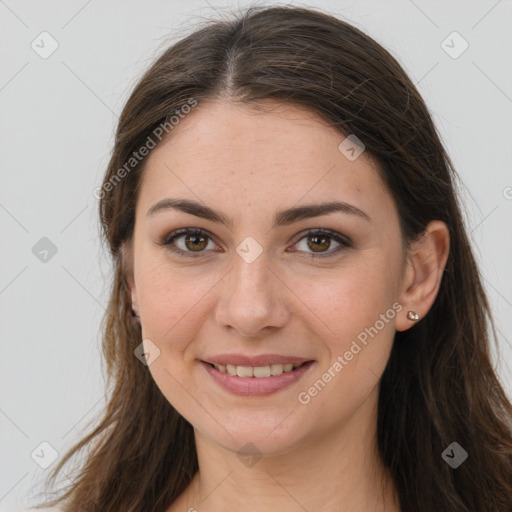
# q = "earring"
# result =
<box><xmin>407</xmin><ymin>310</ymin><xmax>419</xmax><ymax>321</ymax></box>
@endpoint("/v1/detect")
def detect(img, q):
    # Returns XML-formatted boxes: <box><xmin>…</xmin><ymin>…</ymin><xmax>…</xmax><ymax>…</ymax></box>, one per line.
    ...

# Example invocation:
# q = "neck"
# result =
<box><xmin>175</xmin><ymin>389</ymin><xmax>400</xmax><ymax>512</ymax></box>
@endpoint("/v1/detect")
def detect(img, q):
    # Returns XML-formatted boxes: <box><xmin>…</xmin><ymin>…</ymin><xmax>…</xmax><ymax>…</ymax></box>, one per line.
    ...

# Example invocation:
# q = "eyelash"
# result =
<box><xmin>158</xmin><ymin>227</ymin><xmax>352</xmax><ymax>259</ymax></box>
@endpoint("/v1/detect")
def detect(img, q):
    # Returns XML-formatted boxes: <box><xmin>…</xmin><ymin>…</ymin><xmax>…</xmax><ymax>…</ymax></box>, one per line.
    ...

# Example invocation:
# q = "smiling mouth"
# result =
<box><xmin>204</xmin><ymin>361</ymin><xmax>308</xmax><ymax>378</ymax></box>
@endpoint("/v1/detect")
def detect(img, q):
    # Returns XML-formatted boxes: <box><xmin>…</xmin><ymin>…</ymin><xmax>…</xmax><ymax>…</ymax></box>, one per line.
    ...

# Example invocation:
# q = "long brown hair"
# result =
<box><xmin>36</xmin><ymin>5</ymin><xmax>512</xmax><ymax>511</ymax></box>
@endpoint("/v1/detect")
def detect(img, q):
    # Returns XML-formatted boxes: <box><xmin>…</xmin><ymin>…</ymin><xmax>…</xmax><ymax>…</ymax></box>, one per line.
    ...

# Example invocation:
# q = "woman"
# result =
<box><xmin>36</xmin><ymin>5</ymin><xmax>512</xmax><ymax>511</ymax></box>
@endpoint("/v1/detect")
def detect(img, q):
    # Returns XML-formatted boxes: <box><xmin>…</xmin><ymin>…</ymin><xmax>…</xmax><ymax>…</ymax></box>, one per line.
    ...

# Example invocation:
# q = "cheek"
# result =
<box><xmin>294</xmin><ymin>274</ymin><xmax>397</xmax><ymax>423</ymax></box>
<box><xmin>136</xmin><ymin>260</ymin><xmax>216</xmax><ymax>413</ymax></box>
<box><xmin>136</xmin><ymin>257</ymin><xmax>217</xmax><ymax>354</ymax></box>
<box><xmin>289</xmin><ymin>257</ymin><xmax>398</xmax><ymax>340</ymax></box>
<box><xmin>287</xmin><ymin>256</ymin><xmax>399</xmax><ymax>396</ymax></box>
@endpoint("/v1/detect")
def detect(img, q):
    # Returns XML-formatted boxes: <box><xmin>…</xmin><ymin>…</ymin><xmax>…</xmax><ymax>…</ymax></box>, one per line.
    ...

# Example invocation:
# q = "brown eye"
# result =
<box><xmin>184</xmin><ymin>233</ymin><xmax>208</xmax><ymax>251</ymax></box>
<box><xmin>160</xmin><ymin>228</ymin><xmax>351</xmax><ymax>260</ymax></box>
<box><xmin>161</xmin><ymin>228</ymin><xmax>217</xmax><ymax>258</ymax></box>
<box><xmin>307</xmin><ymin>234</ymin><xmax>331</xmax><ymax>252</ymax></box>
<box><xmin>292</xmin><ymin>229</ymin><xmax>351</xmax><ymax>258</ymax></box>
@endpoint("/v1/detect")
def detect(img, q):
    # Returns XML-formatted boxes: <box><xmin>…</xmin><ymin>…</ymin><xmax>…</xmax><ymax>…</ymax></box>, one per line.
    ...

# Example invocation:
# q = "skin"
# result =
<box><xmin>123</xmin><ymin>99</ymin><xmax>450</xmax><ymax>511</ymax></box>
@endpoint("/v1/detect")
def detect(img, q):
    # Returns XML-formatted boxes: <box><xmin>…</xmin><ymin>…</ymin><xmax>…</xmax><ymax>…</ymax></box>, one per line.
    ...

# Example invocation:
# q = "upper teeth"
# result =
<box><xmin>212</xmin><ymin>363</ymin><xmax>303</xmax><ymax>378</ymax></box>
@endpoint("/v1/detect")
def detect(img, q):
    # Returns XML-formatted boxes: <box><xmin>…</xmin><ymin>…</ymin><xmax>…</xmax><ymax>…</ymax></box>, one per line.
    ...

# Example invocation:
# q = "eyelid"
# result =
<box><xmin>160</xmin><ymin>227</ymin><xmax>220</xmax><ymax>258</ymax></box>
<box><xmin>288</xmin><ymin>228</ymin><xmax>352</xmax><ymax>258</ymax></box>
<box><xmin>159</xmin><ymin>227</ymin><xmax>352</xmax><ymax>258</ymax></box>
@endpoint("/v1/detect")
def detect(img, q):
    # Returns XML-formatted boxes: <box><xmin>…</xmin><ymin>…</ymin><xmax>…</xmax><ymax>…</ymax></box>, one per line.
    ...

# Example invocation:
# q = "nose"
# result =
<box><xmin>214</xmin><ymin>253</ymin><xmax>290</xmax><ymax>338</ymax></box>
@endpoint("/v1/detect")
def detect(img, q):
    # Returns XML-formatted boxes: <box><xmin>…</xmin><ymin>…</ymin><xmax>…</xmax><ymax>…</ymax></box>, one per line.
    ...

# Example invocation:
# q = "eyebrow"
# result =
<box><xmin>146</xmin><ymin>198</ymin><xmax>372</xmax><ymax>229</ymax></box>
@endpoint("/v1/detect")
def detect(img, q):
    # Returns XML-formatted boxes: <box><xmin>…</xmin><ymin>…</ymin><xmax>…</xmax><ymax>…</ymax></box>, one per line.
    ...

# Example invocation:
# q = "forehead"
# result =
<box><xmin>137</xmin><ymin>99</ymin><xmax>395</xmax><ymax>223</ymax></box>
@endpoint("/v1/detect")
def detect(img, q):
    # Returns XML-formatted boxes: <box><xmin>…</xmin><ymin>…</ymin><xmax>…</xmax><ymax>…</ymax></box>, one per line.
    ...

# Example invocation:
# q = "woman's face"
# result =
<box><xmin>127</xmin><ymin>99</ymin><xmax>409</xmax><ymax>456</ymax></box>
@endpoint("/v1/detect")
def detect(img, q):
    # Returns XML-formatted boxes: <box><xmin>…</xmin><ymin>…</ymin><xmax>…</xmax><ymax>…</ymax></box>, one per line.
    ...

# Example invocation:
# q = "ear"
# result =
<box><xmin>121</xmin><ymin>240</ymin><xmax>139</xmax><ymax>317</ymax></box>
<box><xmin>395</xmin><ymin>220</ymin><xmax>450</xmax><ymax>332</ymax></box>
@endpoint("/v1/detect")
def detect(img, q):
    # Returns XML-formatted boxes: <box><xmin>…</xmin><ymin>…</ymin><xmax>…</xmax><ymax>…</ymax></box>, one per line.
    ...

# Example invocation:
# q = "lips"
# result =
<box><xmin>201</xmin><ymin>359</ymin><xmax>315</xmax><ymax>396</ymax></box>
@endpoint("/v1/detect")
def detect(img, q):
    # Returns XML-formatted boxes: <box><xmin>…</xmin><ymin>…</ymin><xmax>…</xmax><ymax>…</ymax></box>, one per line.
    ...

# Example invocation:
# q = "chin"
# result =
<box><xmin>193</xmin><ymin>409</ymin><xmax>315</xmax><ymax>459</ymax></box>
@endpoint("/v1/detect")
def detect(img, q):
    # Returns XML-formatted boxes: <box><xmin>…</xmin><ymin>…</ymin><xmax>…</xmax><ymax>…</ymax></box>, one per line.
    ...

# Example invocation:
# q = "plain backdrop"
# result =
<box><xmin>1</xmin><ymin>0</ymin><xmax>511</xmax><ymax>510</ymax></box>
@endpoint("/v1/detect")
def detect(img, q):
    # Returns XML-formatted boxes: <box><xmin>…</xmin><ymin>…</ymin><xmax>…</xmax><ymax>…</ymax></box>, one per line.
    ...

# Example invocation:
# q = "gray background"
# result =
<box><xmin>1</xmin><ymin>0</ymin><xmax>511</xmax><ymax>510</ymax></box>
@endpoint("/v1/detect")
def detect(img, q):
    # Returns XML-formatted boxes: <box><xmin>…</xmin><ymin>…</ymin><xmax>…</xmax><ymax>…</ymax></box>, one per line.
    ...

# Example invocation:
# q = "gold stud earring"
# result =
<box><xmin>407</xmin><ymin>310</ymin><xmax>419</xmax><ymax>321</ymax></box>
